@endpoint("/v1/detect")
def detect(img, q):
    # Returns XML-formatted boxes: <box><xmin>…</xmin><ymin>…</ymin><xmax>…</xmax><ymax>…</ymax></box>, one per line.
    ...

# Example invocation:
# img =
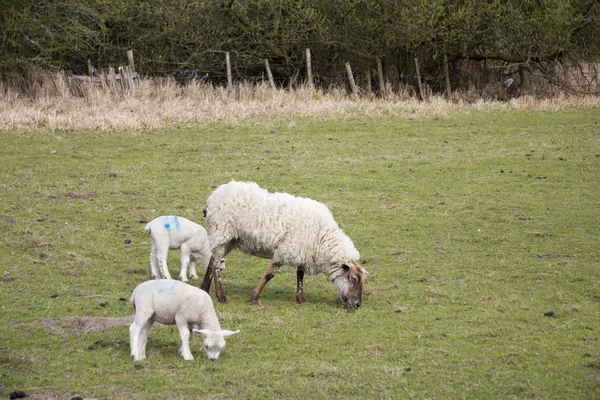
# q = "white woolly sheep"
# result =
<box><xmin>130</xmin><ymin>279</ymin><xmax>239</xmax><ymax>361</ymax></box>
<box><xmin>201</xmin><ymin>181</ymin><xmax>367</xmax><ymax>312</ymax></box>
<box><xmin>145</xmin><ymin>216</ymin><xmax>225</xmax><ymax>282</ymax></box>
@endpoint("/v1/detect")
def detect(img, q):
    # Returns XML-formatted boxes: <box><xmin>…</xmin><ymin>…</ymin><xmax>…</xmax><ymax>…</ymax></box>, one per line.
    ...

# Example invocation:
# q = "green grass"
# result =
<box><xmin>1</xmin><ymin>109</ymin><xmax>599</xmax><ymax>399</ymax></box>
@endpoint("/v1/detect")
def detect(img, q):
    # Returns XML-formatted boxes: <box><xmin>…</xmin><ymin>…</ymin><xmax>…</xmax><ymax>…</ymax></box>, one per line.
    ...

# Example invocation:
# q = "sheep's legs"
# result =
<box><xmin>189</xmin><ymin>259</ymin><xmax>199</xmax><ymax>280</ymax></box>
<box><xmin>149</xmin><ymin>246</ymin><xmax>160</xmax><ymax>279</ymax></box>
<box><xmin>137</xmin><ymin>320</ymin><xmax>153</xmax><ymax>360</ymax></box>
<box><xmin>201</xmin><ymin>256</ymin><xmax>227</xmax><ymax>303</ymax></box>
<box><xmin>250</xmin><ymin>263</ymin><xmax>280</xmax><ymax>305</ymax></box>
<box><xmin>296</xmin><ymin>267</ymin><xmax>308</xmax><ymax>304</ymax></box>
<box><xmin>200</xmin><ymin>257</ymin><xmax>215</xmax><ymax>292</ymax></box>
<box><xmin>179</xmin><ymin>245</ymin><xmax>191</xmax><ymax>282</ymax></box>
<box><xmin>176</xmin><ymin>316</ymin><xmax>194</xmax><ymax>360</ymax></box>
<box><xmin>130</xmin><ymin>323</ymin><xmax>139</xmax><ymax>359</ymax></box>
<box><xmin>155</xmin><ymin>246</ymin><xmax>173</xmax><ymax>280</ymax></box>
<box><xmin>130</xmin><ymin>313</ymin><xmax>153</xmax><ymax>361</ymax></box>
<box><xmin>214</xmin><ymin>262</ymin><xmax>227</xmax><ymax>303</ymax></box>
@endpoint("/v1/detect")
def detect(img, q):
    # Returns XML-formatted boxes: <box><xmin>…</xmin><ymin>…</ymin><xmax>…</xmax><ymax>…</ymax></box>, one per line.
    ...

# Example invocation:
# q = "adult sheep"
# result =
<box><xmin>201</xmin><ymin>181</ymin><xmax>367</xmax><ymax>312</ymax></box>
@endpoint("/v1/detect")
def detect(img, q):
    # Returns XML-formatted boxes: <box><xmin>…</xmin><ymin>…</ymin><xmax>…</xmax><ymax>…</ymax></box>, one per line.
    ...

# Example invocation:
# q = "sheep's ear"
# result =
<box><xmin>192</xmin><ymin>329</ymin><xmax>211</xmax><ymax>336</ymax></box>
<box><xmin>220</xmin><ymin>329</ymin><xmax>239</xmax><ymax>337</ymax></box>
<box><xmin>359</xmin><ymin>267</ymin><xmax>368</xmax><ymax>275</ymax></box>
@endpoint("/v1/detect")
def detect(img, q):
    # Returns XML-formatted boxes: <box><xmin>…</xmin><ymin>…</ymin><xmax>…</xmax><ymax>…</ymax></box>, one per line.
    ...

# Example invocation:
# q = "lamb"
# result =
<box><xmin>129</xmin><ymin>279</ymin><xmax>239</xmax><ymax>361</ymax></box>
<box><xmin>145</xmin><ymin>216</ymin><xmax>225</xmax><ymax>282</ymax></box>
<box><xmin>201</xmin><ymin>181</ymin><xmax>367</xmax><ymax>312</ymax></box>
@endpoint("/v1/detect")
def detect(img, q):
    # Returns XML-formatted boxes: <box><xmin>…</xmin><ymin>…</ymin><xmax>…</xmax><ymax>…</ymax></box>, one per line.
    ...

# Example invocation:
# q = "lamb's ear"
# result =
<box><xmin>220</xmin><ymin>329</ymin><xmax>239</xmax><ymax>337</ymax></box>
<box><xmin>192</xmin><ymin>329</ymin><xmax>211</xmax><ymax>336</ymax></box>
<box><xmin>359</xmin><ymin>267</ymin><xmax>368</xmax><ymax>275</ymax></box>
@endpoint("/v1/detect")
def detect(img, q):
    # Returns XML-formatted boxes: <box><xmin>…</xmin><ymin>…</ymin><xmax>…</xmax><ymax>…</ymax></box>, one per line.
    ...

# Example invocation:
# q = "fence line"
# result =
<box><xmin>64</xmin><ymin>48</ymin><xmax>600</xmax><ymax>101</ymax></box>
<box><xmin>69</xmin><ymin>50</ymin><xmax>138</xmax><ymax>97</ymax></box>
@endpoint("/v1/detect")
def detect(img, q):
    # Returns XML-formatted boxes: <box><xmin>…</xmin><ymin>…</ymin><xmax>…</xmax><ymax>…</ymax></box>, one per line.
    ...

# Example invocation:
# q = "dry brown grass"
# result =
<box><xmin>1</xmin><ymin>73</ymin><xmax>599</xmax><ymax>132</ymax></box>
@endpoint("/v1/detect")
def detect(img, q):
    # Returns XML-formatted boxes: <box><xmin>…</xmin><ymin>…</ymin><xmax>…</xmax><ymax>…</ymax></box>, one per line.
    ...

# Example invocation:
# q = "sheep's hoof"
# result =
<box><xmin>249</xmin><ymin>299</ymin><xmax>258</xmax><ymax>305</ymax></box>
<box><xmin>218</xmin><ymin>298</ymin><xmax>227</xmax><ymax>304</ymax></box>
<box><xmin>180</xmin><ymin>277</ymin><xmax>189</xmax><ymax>282</ymax></box>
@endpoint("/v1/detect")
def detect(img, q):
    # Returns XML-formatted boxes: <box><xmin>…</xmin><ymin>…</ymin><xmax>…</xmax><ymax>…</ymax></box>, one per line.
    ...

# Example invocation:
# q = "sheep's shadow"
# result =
<box><xmin>197</xmin><ymin>277</ymin><xmax>343</xmax><ymax>309</ymax></box>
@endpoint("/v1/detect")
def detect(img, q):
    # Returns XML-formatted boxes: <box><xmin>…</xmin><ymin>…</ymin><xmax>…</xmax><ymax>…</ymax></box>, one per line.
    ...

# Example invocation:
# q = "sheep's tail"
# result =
<box><xmin>130</xmin><ymin>288</ymin><xmax>137</xmax><ymax>310</ymax></box>
<box><xmin>144</xmin><ymin>222</ymin><xmax>151</xmax><ymax>233</ymax></box>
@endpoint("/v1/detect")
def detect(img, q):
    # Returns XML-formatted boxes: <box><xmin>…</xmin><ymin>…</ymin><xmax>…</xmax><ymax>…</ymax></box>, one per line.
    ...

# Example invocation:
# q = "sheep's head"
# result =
<box><xmin>333</xmin><ymin>260</ymin><xmax>367</xmax><ymax>312</ymax></box>
<box><xmin>192</xmin><ymin>329</ymin><xmax>239</xmax><ymax>361</ymax></box>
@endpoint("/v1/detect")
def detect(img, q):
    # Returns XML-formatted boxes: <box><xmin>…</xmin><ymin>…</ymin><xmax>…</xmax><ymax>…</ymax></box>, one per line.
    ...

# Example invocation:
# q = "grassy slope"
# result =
<box><xmin>0</xmin><ymin>109</ymin><xmax>599</xmax><ymax>399</ymax></box>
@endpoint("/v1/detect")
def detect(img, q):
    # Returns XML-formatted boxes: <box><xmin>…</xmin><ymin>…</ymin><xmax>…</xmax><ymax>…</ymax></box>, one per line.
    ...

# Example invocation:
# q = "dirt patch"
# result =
<box><xmin>18</xmin><ymin>387</ymin><xmax>138</xmax><ymax>400</ymax></box>
<box><xmin>41</xmin><ymin>316</ymin><xmax>134</xmax><ymax>338</ymax></box>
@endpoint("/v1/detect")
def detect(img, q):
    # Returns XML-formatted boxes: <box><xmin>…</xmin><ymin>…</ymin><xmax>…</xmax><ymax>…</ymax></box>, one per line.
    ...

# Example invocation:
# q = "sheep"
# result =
<box><xmin>129</xmin><ymin>279</ymin><xmax>239</xmax><ymax>361</ymax></box>
<box><xmin>201</xmin><ymin>181</ymin><xmax>367</xmax><ymax>312</ymax></box>
<box><xmin>145</xmin><ymin>216</ymin><xmax>225</xmax><ymax>282</ymax></box>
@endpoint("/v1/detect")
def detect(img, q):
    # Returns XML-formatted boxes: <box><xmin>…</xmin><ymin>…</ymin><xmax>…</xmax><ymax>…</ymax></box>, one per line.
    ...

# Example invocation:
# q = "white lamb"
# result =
<box><xmin>129</xmin><ymin>279</ymin><xmax>239</xmax><ymax>361</ymax></box>
<box><xmin>201</xmin><ymin>181</ymin><xmax>367</xmax><ymax>312</ymax></box>
<box><xmin>145</xmin><ymin>216</ymin><xmax>224</xmax><ymax>282</ymax></box>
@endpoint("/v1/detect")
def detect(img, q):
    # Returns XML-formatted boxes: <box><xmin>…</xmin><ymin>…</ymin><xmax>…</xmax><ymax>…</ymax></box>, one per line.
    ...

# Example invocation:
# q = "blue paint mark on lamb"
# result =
<box><xmin>130</xmin><ymin>280</ymin><xmax>239</xmax><ymax>361</ymax></box>
<box><xmin>163</xmin><ymin>216</ymin><xmax>181</xmax><ymax>231</ymax></box>
<box><xmin>157</xmin><ymin>279</ymin><xmax>179</xmax><ymax>295</ymax></box>
<box><xmin>145</xmin><ymin>215</ymin><xmax>219</xmax><ymax>281</ymax></box>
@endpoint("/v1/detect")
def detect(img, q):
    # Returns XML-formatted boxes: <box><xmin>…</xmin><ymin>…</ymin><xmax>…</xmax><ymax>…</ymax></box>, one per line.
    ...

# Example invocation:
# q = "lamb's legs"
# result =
<box><xmin>296</xmin><ymin>267</ymin><xmax>308</xmax><ymax>304</ymax></box>
<box><xmin>137</xmin><ymin>320</ymin><xmax>153</xmax><ymax>360</ymax></box>
<box><xmin>179</xmin><ymin>245</ymin><xmax>191</xmax><ymax>282</ymax></box>
<box><xmin>176</xmin><ymin>316</ymin><xmax>194</xmax><ymax>360</ymax></box>
<box><xmin>250</xmin><ymin>263</ymin><xmax>281</xmax><ymax>305</ymax></box>
<box><xmin>149</xmin><ymin>246</ymin><xmax>160</xmax><ymax>279</ymax></box>
<box><xmin>130</xmin><ymin>312</ymin><xmax>153</xmax><ymax>361</ymax></box>
<box><xmin>156</xmin><ymin>247</ymin><xmax>173</xmax><ymax>280</ymax></box>
<box><xmin>130</xmin><ymin>323</ymin><xmax>140</xmax><ymax>359</ymax></box>
<box><xmin>189</xmin><ymin>259</ymin><xmax>198</xmax><ymax>279</ymax></box>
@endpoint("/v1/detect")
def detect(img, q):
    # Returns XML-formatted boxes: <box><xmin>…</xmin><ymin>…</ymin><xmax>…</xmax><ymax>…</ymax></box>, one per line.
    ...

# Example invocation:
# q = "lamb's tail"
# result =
<box><xmin>144</xmin><ymin>222</ymin><xmax>151</xmax><ymax>233</ymax></box>
<box><xmin>130</xmin><ymin>288</ymin><xmax>137</xmax><ymax>310</ymax></box>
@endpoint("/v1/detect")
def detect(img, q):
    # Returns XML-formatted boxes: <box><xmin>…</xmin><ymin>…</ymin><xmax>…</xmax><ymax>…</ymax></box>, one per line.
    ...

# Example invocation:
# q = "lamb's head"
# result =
<box><xmin>332</xmin><ymin>260</ymin><xmax>367</xmax><ymax>312</ymax></box>
<box><xmin>192</xmin><ymin>329</ymin><xmax>239</xmax><ymax>361</ymax></box>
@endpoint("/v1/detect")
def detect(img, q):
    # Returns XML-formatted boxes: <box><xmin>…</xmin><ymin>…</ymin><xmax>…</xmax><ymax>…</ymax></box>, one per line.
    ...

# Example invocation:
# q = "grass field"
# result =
<box><xmin>1</xmin><ymin>105</ymin><xmax>599</xmax><ymax>399</ymax></box>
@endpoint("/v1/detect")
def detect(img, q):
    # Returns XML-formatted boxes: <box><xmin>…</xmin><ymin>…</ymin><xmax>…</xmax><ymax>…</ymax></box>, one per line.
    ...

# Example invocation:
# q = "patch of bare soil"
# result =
<box><xmin>18</xmin><ymin>387</ymin><xmax>138</xmax><ymax>400</ymax></box>
<box><xmin>41</xmin><ymin>316</ymin><xmax>133</xmax><ymax>338</ymax></box>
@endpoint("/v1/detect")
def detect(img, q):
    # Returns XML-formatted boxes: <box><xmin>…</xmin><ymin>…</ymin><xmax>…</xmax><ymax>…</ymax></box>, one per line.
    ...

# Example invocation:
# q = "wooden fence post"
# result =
<box><xmin>265</xmin><ymin>59</ymin><xmax>276</xmax><ymax>89</ymax></box>
<box><xmin>414</xmin><ymin>58</ymin><xmax>424</xmax><ymax>100</ymax></box>
<box><xmin>109</xmin><ymin>67</ymin><xmax>118</xmax><ymax>98</ymax></box>
<box><xmin>123</xmin><ymin>66</ymin><xmax>131</xmax><ymax>93</ymax></box>
<box><xmin>127</xmin><ymin>50</ymin><xmax>136</xmax><ymax>74</ymax></box>
<box><xmin>365</xmin><ymin>70</ymin><xmax>372</xmax><ymax>95</ymax></box>
<box><xmin>118</xmin><ymin>66</ymin><xmax>126</xmax><ymax>93</ymax></box>
<box><xmin>443</xmin><ymin>53</ymin><xmax>451</xmax><ymax>99</ymax></box>
<box><xmin>127</xmin><ymin>50</ymin><xmax>137</xmax><ymax>93</ymax></box>
<box><xmin>99</xmin><ymin>69</ymin><xmax>107</xmax><ymax>89</ymax></box>
<box><xmin>87</xmin><ymin>60</ymin><xmax>94</xmax><ymax>84</ymax></box>
<box><xmin>225</xmin><ymin>52</ymin><xmax>233</xmax><ymax>92</ymax></box>
<box><xmin>305</xmin><ymin>48</ymin><xmax>314</xmax><ymax>89</ymax></box>
<box><xmin>376</xmin><ymin>56</ymin><xmax>385</xmax><ymax>98</ymax></box>
<box><xmin>345</xmin><ymin>62</ymin><xmax>358</xmax><ymax>97</ymax></box>
<box><xmin>126</xmin><ymin>66</ymin><xmax>135</xmax><ymax>94</ymax></box>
